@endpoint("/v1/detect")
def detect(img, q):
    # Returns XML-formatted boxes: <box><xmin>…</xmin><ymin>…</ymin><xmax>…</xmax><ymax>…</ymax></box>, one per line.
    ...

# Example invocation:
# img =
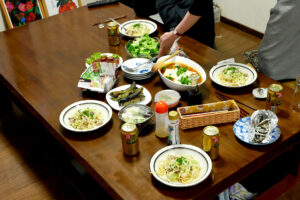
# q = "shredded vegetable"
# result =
<box><xmin>218</xmin><ymin>65</ymin><xmax>248</xmax><ymax>86</ymax></box>
<box><xmin>156</xmin><ymin>155</ymin><xmax>201</xmax><ymax>184</ymax></box>
<box><xmin>125</xmin><ymin>23</ymin><xmax>150</xmax><ymax>37</ymax></box>
<box><xmin>69</xmin><ymin>108</ymin><xmax>103</xmax><ymax>130</ymax></box>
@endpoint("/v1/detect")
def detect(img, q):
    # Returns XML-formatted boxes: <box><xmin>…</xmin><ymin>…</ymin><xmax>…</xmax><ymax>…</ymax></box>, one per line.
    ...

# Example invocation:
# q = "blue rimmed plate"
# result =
<box><xmin>233</xmin><ymin>117</ymin><xmax>281</xmax><ymax>145</ymax></box>
<box><xmin>209</xmin><ymin>62</ymin><xmax>257</xmax><ymax>88</ymax></box>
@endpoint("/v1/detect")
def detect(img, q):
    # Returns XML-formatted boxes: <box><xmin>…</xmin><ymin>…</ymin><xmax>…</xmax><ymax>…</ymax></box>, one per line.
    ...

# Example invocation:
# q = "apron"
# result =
<box><xmin>156</xmin><ymin>0</ymin><xmax>194</xmax><ymax>30</ymax></box>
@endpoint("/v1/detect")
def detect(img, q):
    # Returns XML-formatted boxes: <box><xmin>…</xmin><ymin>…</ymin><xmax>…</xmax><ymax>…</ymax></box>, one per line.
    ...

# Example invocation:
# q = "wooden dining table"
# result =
<box><xmin>0</xmin><ymin>3</ymin><xmax>299</xmax><ymax>200</ymax></box>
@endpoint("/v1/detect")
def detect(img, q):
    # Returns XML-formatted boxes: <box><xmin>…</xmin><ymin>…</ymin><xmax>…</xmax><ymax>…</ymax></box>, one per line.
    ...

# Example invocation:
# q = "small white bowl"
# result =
<box><xmin>154</xmin><ymin>90</ymin><xmax>181</xmax><ymax>108</ymax></box>
<box><xmin>252</xmin><ymin>88</ymin><xmax>268</xmax><ymax>99</ymax></box>
<box><xmin>157</xmin><ymin>56</ymin><xmax>206</xmax><ymax>92</ymax></box>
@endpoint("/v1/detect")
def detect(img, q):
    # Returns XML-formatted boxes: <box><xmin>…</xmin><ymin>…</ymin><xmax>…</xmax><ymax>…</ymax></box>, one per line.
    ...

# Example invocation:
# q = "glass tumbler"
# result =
<box><xmin>291</xmin><ymin>76</ymin><xmax>300</xmax><ymax>112</ymax></box>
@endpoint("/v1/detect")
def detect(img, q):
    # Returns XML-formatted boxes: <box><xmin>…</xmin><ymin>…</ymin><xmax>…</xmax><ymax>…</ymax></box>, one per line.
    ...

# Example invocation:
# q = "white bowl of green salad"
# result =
<box><xmin>125</xmin><ymin>34</ymin><xmax>159</xmax><ymax>59</ymax></box>
<box><xmin>157</xmin><ymin>56</ymin><xmax>206</xmax><ymax>91</ymax></box>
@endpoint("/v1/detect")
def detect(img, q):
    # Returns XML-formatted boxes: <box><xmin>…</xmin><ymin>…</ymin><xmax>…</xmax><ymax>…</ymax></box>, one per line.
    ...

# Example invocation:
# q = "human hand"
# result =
<box><xmin>158</xmin><ymin>31</ymin><xmax>179</xmax><ymax>58</ymax></box>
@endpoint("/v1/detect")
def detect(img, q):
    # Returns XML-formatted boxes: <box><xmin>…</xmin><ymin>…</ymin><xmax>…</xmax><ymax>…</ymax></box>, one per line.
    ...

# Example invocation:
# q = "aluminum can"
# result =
<box><xmin>266</xmin><ymin>83</ymin><xmax>283</xmax><ymax>114</ymax></box>
<box><xmin>121</xmin><ymin>123</ymin><xmax>139</xmax><ymax>156</ymax></box>
<box><xmin>107</xmin><ymin>21</ymin><xmax>120</xmax><ymax>46</ymax></box>
<box><xmin>202</xmin><ymin>126</ymin><xmax>220</xmax><ymax>160</ymax></box>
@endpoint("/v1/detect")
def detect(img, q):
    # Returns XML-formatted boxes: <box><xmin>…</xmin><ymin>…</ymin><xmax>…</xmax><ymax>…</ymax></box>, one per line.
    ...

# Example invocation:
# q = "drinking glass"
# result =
<box><xmin>291</xmin><ymin>76</ymin><xmax>300</xmax><ymax>112</ymax></box>
<box><xmin>98</xmin><ymin>14</ymin><xmax>105</xmax><ymax>29</ymax></box>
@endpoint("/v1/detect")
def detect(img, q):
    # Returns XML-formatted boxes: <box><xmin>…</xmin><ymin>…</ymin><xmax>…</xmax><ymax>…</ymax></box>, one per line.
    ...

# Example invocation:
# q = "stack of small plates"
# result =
<box><xmin>121</xmin><ymin>58</ymin><xmax>155</xmax><ymax>80</ymax></box>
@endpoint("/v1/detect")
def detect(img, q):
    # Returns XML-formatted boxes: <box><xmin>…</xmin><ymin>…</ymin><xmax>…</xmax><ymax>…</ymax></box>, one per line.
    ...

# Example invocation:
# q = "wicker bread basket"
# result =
<box><xmin>177</xmin><ymin>100</ymin><xmax>240</xmax><ymax>129</ymax></box>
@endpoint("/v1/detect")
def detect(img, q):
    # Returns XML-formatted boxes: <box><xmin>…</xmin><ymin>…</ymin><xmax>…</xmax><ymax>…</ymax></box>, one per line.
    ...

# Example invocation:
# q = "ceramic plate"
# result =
<box><xmin>59</xmin><ymin>100</ymin><xmax>112</xmax><ymax>132</ymax></box>
<box><xmin>233</xmin><ymin>117</ymin><xmax>281</xmax><ymax>145</ymax></box>
<box><xmin>209</xmin><ymin>62</ymin><xmax>257</xmax><ymax>88</ymax></box>
<box><xmin>119</xmin><ymin>19</ymin><xmax>157</xmax><ymax>38</ymax></box>
<box><xmin>150</xmin><ymin>144</ymin><xmax>212</xmax><ymax>187</ymax></box>
<box><xmin>106</xmin><ymin>84</ymin><xmax>152</xmax><ymax>111</ymax></box>
<box><xmin>121</xmin><ymin>58</ymin><xmax>153</xmax><ymax>74</ymax></box>
<box><xmin>252</xmin><ymin>88</ymin><xmax>268</xmax><ymax>99</ymax></box>
<box><xmin>85</xmin><ymin>53</ymin><xmax>123</xmax><ymax>68</ymax></box>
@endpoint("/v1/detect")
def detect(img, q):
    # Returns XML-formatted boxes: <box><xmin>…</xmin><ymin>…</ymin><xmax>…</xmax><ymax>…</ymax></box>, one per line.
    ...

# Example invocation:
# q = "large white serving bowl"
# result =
<box><xmin>157</xmin><ymin>56</ymin><xmax>206</xmax><ymax>91</ymax></box>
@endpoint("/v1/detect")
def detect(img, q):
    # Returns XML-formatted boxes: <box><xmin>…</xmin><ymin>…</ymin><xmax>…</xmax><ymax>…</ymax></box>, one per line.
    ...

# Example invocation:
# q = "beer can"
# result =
<box><xmin>202</xmin><ymin>126</ymin><xmax>220</xmax><ymax>160</ymax></box>
<box><xmin>107</xmin><ymin>21</ymin><xmax>120</xmax><ymax>46</ymax></box>
<box><xmin>266</xmin><ymin>83</ymin><xmax>283</xmax><ymax>114</ymax></box>
<box><xmin>121</xmin><ymin>123</ymin><xmax>139</xmax><ymax>156</ymax></box>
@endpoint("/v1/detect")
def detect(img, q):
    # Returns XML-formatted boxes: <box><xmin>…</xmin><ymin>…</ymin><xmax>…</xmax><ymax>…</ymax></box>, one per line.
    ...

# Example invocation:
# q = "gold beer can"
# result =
<box><xmin>202</xmin><ymin>126</ymin><xmax>220</xmax><ymax>160</ymax></box>
<box><xmin>266</xmin><ymin>84</ymin><xmax>283</xmax><ymax>114</ymax></box>
<box><xmin>121</xmin><ymin>123</ymin><xmax>139</xmax><ymax>156</ymax></box>
<box><xmin>107</xmin><ymin>21</ymin><xmax>120</xmax><ymax>46</ymax></box>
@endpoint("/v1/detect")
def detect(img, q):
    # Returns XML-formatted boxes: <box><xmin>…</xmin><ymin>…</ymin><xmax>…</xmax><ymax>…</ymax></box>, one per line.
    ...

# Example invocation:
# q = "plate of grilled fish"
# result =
<box><xmin>106</xmin><ymin>82</ymin><xmax>152</xmax><ymax>110</ymax></box>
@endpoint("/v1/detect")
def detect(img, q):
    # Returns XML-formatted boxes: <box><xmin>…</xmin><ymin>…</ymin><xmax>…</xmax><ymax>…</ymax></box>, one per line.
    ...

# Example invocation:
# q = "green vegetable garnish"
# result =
<box><xmin>126</xmin><ymin>34</ymin><xmax>160</xmax><ymax>58</ymax></box>
<box><xmin>179</xmin><ymin>76</ymin><xmax>191</xmax><ymax>85</ymax></box>
<box><xmin>176</xmin><ymin>66</ymin><xmax>188</xmax><ymax>76</ymax></box>
<box><xmin>133</xmin><ymin>23</ymin><xmax>141</xmax><ymax>28</ymax></box>
<box><xmin>224</xmin><ymin>66</ymin><xmax>237</xmax><ymax>74</ymax></box>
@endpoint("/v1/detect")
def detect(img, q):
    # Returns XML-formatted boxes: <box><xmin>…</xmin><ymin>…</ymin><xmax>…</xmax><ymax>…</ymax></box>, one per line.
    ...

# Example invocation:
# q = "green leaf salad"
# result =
<box><xmin>126</xmin><ymin>34</ymin><xmax>160</xmax><ymax>58</ymax></box>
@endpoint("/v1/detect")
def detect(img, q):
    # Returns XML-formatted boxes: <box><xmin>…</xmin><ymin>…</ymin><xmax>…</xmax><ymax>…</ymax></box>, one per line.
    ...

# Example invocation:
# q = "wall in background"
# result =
<box><xmin>0</xmin><ymin>1</ymin><xmax>277</xmax><ymax>33</ymax></box>
<box><xmin>214</xmin><ymin>0</ymin><xmax>277</xmax><ymax>33</ymax></box>
<box><xmin>0</xmin><ymin>0</ymin><xmax>91</xmax><ymax>32</ymax></box>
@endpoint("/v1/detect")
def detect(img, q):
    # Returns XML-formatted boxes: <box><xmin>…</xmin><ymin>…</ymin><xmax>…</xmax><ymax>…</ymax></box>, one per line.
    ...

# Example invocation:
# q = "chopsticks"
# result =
<box><xmin>216</xmin><ymin>92</ymin><xmax>257</xmax><ymax>111</ymax></box>
<box><xmin>216</xmin><ymin>93</ymin><xmax>253</xmax><ymax>118</ymax></box>
<box><xmin>92</xmin><ymin>15</ymin><xmax>126</xmax><ymax>26</ymax></box>
<box><xmin>152</xmin><ymin>50</ymin><xmax>181</xmax><ymax>71</ymax></box>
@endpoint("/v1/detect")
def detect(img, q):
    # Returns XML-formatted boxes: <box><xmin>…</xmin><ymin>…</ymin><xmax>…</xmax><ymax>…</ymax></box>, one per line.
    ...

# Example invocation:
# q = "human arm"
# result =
<box><xmin>158</xmin><ymin>11</ymin><xmax>201</xmax><ymax>57</ymax></box>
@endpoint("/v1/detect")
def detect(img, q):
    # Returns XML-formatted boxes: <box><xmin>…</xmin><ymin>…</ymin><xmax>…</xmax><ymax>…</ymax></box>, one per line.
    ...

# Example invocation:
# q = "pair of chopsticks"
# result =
<box><xmin>216</xmin><ymin>92</ymin><xmax>257</xmax><ymax>118</ymax></box>
<box><xmin>152</xmin><ymin>50</ymin><xmax>181</xmax><ymax>71</ymax></box>
<box><xmin>92</xmin><ymin>14</ymin><xmax>126</xmax><ymax>26</ymax></box>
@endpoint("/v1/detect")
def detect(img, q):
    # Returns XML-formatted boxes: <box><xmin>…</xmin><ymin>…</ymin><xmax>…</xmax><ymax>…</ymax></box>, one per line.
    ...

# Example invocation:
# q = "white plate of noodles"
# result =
<box><xmin>59</xmin><ymin>100</ymin><xmax>112</xmax><ymax>132</ymax></box>
<box><xmin>209</xmin><ymin>62</ymin><xmax>257</xmax><ymax>88</ymax></box>
<box><xmin>150</xmin><ymin>144</ymin><xmax>212</xmax><ymax>187</ymax></box>
<box><xmin>119</xmin><ymin>19</ymin><xmax>157</xmax><ymax>38</ymax></box>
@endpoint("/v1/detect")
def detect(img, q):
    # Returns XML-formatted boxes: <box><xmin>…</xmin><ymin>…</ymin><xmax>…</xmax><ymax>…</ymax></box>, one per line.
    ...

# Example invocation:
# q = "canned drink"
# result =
<box><xmin>121</xmin><ymin>123</ymin><xmax>139</xmax><ymax>156</ymax></box>
<box><xmin>202</xmin><ymin>126</ymin><xmax>220</xmax><ymax>160</ymax></box>
<box><xmin>107</xmin><ymin>21</ymin><xmax>120</xmax><ymax>46</ymax></box>
<box><xmin>266</xmin><ymin>83</ymin><xmax>283</xmax><ymax>114</ymax></box>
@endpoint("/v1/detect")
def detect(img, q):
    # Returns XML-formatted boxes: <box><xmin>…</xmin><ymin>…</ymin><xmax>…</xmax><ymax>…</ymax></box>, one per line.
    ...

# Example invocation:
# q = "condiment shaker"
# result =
<box><xmin>155</xmin><ymin>101</ymin><xmax>169</xmax><ymax>138</ymax></box>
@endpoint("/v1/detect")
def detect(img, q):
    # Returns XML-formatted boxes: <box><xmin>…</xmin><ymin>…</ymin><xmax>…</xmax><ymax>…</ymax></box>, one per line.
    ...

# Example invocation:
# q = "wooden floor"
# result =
<box><xmin>0</xmin><ymin>21</ymin><xmax>298</xmax><ymax>200</ymax></box>
<box><xmin>0</xmin><ymin>99</ymin><xmax>84</xmax><ymax>200</ymax></box>
<box><xmin>215</xmin><ymin>22</ymin><xmax>261</xmax><ymax>63</ymax></box>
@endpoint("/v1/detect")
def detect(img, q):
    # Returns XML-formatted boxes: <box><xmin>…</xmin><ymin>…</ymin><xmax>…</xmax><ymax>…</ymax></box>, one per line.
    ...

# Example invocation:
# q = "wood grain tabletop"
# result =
<box><xmin>0</xmin><ymin>3</ymin><xmax>299</xmax><ymax>200</ymax></box>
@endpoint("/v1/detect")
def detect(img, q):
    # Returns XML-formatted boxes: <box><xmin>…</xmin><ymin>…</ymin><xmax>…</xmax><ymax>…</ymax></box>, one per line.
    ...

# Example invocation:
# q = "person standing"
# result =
<box><xmin>258</xmin><ymin>0</ymin><xmax>300</xmax><ymax>80</ymax></box>
<box><xmin>132</xmin><ymin>0</ymin><xmax>215</xmax><ymax>57</ymax></box>
<box><xmin>157</xmin><ymin>0</ymin><xmax>215</xmax><ymax>57</ymax></box>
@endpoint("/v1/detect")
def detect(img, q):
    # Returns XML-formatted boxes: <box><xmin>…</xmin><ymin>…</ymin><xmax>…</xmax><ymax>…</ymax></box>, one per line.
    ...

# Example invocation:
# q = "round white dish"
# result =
<box><xmin>252</xmin><ymin>88</ymin><xmax>268</xmax><ymax>99</ymax></box>
<box><xmin>233</xmin><ymin>117</ymin><xmax>281</xmax><ymax>145</ymax></box>
<box><xmin>209</xmin><ymin>62</ymin><xmax>257</xmax><ymax>88</ymax></box>
<box><xmin>154</xmin><ymin>89</ymin><xmax>181</xmax><ymax>108</ymax></box>
<box><xmin>106</xmin><ymin>84</ymin><xmax>152</xmax><ymax>110</ymax></box>
<box><xmin>121</xmin><ymin>58</ymin><xmax>155</xmax><ymax>80</ymax></box>
<box><xmin>150</xmin><ymin>144</ymin><xmax>212</xmax><ymax>187</ymax></box>
<box><xmin>59</xmin><ymin>100</ymin><xmax>112</xmax><ymax>132</ymax></box>
<box><xmin>119</xmin><ymin>19</ymin><xmax>157</xmax><ymax>38</ymax></box>
<box><xmin>157</xmin><ymin>56</ymin><xmax>207</xmax><ymax>92</ymax></box>
<box><xmin>85</xmin><ymin>53</ymin><xmax>123</xmax><ymax>68</ymax></box>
